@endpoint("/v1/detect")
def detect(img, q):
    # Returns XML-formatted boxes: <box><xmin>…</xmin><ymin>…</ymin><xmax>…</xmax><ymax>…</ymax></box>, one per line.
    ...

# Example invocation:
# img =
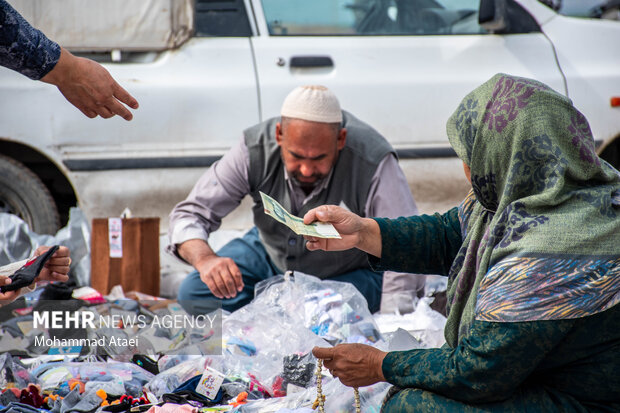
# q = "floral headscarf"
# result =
<box><xmin>443</xmin><ymin>73</ymin><xmax>620</xmax><ymax>347</ymax></box>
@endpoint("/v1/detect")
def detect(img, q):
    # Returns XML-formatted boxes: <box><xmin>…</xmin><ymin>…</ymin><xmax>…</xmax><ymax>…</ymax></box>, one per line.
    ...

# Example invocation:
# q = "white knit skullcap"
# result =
<box><xmin>280</xmin><ymin>85</ymin><xmax>342</xmax><ymax>123</ymax></box>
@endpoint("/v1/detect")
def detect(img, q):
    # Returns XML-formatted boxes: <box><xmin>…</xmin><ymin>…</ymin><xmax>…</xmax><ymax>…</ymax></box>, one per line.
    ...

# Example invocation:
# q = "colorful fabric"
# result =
<box><xmin>477</xmin><ymin>255</ymin><xmax>620</xmax><ymax>322</ymax></box>
<box><xmin>443</xmin><ymin>73</ymin><xmax>620</xmax><ymax>345</ymax></box>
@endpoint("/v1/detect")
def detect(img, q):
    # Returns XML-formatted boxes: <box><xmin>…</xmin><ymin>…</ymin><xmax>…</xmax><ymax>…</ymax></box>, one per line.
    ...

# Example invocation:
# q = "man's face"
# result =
<box><xmin>276</xmin><ymin>118</ymin><xmax>346</xmax><ymax>191</ymax></box>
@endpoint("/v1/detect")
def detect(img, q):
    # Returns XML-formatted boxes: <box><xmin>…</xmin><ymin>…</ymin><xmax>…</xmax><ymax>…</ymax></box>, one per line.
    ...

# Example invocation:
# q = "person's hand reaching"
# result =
<box><xmin>42</xmin><ymin>48</ymin><xmax>139</xmax><ymax>120</ymax></box>
<box><xmin>303</xmin><ymin>205</ymin><xmax>382</xmax><ymax>257</ymax></box>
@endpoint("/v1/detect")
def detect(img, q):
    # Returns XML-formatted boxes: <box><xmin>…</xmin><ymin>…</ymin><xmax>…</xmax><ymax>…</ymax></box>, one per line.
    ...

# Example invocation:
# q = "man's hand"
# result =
<box><xmin>41</xmin><ymin>48</ymin><xmax>139</xmax><ymax>120</ymax></box>
<box><xmin>313</xmin><ymin>344</ymin><xmax>387</xmax><ymax>388</ymax></box>
<box><xmin>34</xmin><ymin>245</ymin><xmax>71</xmax><ymax>283</ymax></box>
<box><xmin>195</xmin><ymin>255</ymin><xmax>244</xmax><ymax>299</ymax></box>
<box><xmin>303</xmin><ymin>205</ymin><xmax>382</xmax><ymax>257</ymax></box>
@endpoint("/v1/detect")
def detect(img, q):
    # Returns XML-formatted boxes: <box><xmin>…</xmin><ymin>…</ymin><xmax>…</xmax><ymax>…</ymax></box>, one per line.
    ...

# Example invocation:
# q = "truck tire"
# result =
<box><xmin>0</xmin><ymin>154</ymin><xmax>60</xmax><ymax>234</ymax></box>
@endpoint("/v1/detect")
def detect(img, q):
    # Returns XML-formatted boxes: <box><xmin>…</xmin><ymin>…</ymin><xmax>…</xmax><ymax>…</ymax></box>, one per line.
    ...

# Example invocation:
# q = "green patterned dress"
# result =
<box><xmin>372</xmin><ymin>74</ymin><xmax>620</xmax><ymax>412</ymax></box>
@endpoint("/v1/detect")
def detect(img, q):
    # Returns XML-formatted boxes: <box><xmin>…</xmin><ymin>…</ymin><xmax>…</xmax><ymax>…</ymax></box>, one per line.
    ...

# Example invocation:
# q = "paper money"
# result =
<box><xmin>260</xmin><ymin>191</ymin><xmax>341</xmax><ymax>239</ymax></box>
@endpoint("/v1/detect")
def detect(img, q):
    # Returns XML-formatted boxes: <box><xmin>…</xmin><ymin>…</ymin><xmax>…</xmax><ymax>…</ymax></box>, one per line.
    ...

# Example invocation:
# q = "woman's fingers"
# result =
<box><xmin>303</xmin><ymin>205</ymin><xmax>339</xmax><ymax>225</ymax></box>
<box><xmin>312</xmin><ymin>346</ymin><xmax>334</xmax><ymax>360</ymax></box>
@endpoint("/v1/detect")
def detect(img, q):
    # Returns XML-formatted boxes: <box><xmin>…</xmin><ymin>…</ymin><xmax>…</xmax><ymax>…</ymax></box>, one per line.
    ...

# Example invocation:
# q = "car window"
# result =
<box><xmin>261</xmin><ymin>0</ymin><xmax>485</xmax><ymax>35</ymax></box>
<box><xmin>195</xmin><ymin>0</ymin><xmax>252</xmax><ymax>37</ymax></box>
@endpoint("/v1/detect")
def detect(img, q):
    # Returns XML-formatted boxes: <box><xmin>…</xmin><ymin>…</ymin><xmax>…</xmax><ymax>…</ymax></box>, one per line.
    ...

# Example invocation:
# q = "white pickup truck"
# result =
<box><xmin>0</xmin><ymin>0</ymin><xmax>619</xmax><ymax>233</ymax></box>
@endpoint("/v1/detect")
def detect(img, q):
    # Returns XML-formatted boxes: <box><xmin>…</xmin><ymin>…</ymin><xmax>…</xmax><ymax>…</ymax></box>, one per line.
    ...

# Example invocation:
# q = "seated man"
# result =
<box><xmin>168</xmin><ymin>85</ymin><xmax>419</xmax><ymax>314</ymax></box>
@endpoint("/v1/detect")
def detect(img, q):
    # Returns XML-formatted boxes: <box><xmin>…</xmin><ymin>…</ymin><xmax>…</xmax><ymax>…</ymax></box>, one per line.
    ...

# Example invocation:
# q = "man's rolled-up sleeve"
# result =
<box><xmin>167</xmin><ymin>140</ymin><xmax>251</xmax><ymax>261</ymax></box>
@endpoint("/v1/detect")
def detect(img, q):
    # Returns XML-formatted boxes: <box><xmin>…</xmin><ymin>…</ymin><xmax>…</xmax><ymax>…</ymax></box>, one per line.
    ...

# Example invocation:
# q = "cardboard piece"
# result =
<box><xmin>91</xmin><ymin>218</ymin><xmax>160</xmax><ymax>296</ymax></box>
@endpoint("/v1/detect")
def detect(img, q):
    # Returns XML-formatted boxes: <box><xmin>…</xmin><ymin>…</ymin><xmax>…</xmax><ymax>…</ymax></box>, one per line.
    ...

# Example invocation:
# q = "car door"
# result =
<box><xmin>250</xmin><ymin>0</ymin><xmax>566</xmax><ymax>152</ymax></box>
<box><xmin>53</xmin><ymin>3</ymin><xmax>259</xmax><ymax>163</ymax></box>
<box><xmin>10</xmin><ymin>0</ymin><xmax>262</xmax><ymax>223</ymax></box>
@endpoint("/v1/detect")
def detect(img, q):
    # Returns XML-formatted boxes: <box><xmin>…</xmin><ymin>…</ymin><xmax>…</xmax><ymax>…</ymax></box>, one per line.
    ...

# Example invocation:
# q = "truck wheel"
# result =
<box><xmin>0</xmin><ymin>154</ymin><xmax>60</xmax><ymax>234</ymax></box>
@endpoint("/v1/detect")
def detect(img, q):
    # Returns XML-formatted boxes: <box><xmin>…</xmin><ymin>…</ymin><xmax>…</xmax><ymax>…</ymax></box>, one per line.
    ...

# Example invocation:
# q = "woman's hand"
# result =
<box><xmin>303</xmin><ymin>205</ymin><xmax>382</xmax><ymax>257</ymax></box>
<box><xmin>34</xmin><ymin>245</ymin><xmax>71</xmax><ymax>283</ymax></box>
<box><xmin>313</xmin><ymin>344</ymin><xmax>387</xmax><ymax>388</ymax></box>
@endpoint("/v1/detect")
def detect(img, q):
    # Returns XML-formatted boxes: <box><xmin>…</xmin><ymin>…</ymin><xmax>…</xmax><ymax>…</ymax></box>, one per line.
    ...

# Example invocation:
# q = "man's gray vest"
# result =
<box><xmin>244</xmin><ymin>111</ymin><xmax>394</xmax><ymax>278</ymax></box>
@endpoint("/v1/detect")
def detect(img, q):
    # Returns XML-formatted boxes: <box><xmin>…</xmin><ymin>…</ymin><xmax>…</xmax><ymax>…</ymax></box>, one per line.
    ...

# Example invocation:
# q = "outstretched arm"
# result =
<box><xmin>0</xmin><ymin>0</ymin><xmax>138</xmax><ymax>120</ymax></box>
<box><xmin>372</xmin><ymin>209</ymin><xmax>462</xmax><ymax>275</ymax></box>
<box><xmin>41</xmin><ymin>47</ymin><xmax>139</xmax><ymax>120</ymax></box>
<box><xmin>304</xmin><ymin>206</ymin><xmax>462</xmax><ymax>276</ymax></box>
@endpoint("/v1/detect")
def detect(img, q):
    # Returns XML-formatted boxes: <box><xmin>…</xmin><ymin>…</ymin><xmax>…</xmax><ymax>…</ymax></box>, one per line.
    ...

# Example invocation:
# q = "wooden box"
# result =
<box><xmin>90</xmin><ymin>217</ymin><xmax>160</xmax><ymax>296</ymax></box>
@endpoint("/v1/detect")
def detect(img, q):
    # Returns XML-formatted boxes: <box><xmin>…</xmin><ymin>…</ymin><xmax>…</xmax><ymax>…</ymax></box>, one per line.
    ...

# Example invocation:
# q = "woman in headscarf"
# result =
<box><xmin>305</xmin><ymin>73</ymin><xmax>620</xmax><ymax>411</ymax></box>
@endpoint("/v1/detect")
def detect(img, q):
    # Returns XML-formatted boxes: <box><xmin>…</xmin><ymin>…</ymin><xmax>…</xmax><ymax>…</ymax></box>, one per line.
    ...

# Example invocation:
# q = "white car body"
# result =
<box><xmin>0</xmin><ymin>0</ymin><xmax>618</xmax><ymax>233</ymax></box>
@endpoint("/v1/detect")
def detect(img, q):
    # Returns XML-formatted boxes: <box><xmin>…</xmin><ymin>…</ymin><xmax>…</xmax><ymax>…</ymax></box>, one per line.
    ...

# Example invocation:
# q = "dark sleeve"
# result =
<box><xmin>382</xmin><ymin>318</ymin><xmax>574</xmax><ymax>404</ymax></box>
<box><xmin>369</xmin><ymin>207</ymin><xmax>462</xmax><ymax>275</ymax></box>
<box><xmin>0</xmin><ymin>0</ymin><xmax>61</xmax><ymax>79</ymax></box>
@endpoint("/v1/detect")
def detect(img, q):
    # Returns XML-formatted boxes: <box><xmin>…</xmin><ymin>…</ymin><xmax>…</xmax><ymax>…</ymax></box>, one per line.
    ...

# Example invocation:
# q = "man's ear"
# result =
<box><xmin>337</xmin><ymin>128</ymin><xmax>347</xmax><ymax>150</ymax></box>
<box><xmin>275</xmin><ymin>122</ymin><xmax>283</xmax><ymax>146</ymax></box>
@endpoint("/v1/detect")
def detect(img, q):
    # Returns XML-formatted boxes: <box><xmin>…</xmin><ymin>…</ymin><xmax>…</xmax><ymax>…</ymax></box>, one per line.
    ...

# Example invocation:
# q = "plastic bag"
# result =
<box><xmin>222</xmin><ymin>281</ymin><xmax>328</xmax><ymax>398</ymax></box>
<box><xmin>374</xmin><ymin>297</ymin><xmax>446</xmax><ymax>349</ymax></box>
<box><xmin>0</xmin><ymin>207</ymin><xmax>91</xmax><ymax>286</ymax></box>
<box><xmin>0</xmin><ymin>213</ymin><xmax>55</xmax><ymax>264</ymax></box>
<box><xmin>323</xmin><ymin>380</ymin><xmax>390</xmax><ymax>413</ymax></box>
<box><xmin>156</xmin><ymin>354</ymin><xmax>200</xmax><ymax>373</ymax></box>
<box><xmin>254</xmin><ymin>271</ymin><xmax>384</xmax><ymax>346</ymax></box>
<box><xmin>0</xmin><ymin>353</ymin><xmax>36</xmax><ymax>388</ymax></box>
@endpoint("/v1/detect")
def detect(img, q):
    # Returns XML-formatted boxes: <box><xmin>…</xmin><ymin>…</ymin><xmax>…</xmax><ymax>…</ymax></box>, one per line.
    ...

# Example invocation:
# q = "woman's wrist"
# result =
<box><xmin>358</xmin><ymin>218</ymin><xmax>382</xmax><ymax>258</ymax></box>
<box><xmin>373</xmin><ymin>349</ymin><xmax>387</xmax><ymax>382</ymax></box>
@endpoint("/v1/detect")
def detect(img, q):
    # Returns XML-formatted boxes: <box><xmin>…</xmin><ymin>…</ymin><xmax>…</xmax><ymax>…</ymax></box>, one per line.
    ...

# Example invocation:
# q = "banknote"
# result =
<box><xmin>260</xmin><ymin>191</ymin><xmax>341</xmax><ymax>239</ymax></box>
